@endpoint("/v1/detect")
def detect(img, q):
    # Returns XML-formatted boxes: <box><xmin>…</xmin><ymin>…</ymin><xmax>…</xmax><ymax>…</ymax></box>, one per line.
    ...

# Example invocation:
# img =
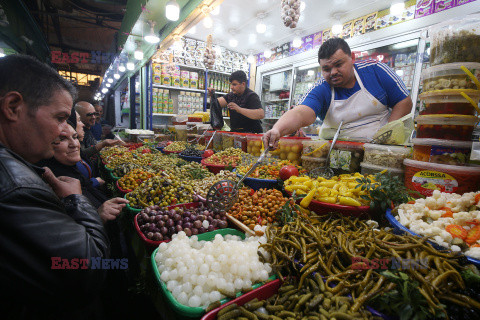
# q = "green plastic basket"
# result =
<box><xmin>124</xmin><ymin>194</ymin><xmax>142</xmax><ymax>214</ymax></box>
<box><xmin>150</xmin><ymin>228</ymin><xmax>276</xmax><ymax>318</ymax></box>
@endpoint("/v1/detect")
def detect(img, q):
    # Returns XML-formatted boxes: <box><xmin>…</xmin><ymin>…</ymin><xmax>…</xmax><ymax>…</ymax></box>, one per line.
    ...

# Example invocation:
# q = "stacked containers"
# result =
<box><xmin>405</xmin><ymin>18</ymin><xmax>480</xmax><ymax>196</ymax></box>
<box><xmin>276</xmin><ymin>137</ymin><xmax>310</xmax><ymax>166</ymax></box>
<box><xmin>301</xmin><ymin>140</ymin><xmax>330</xmax><ymax>172</ymax></box>
<box><xmin>361</xmin><ymin>144</ymin><xmax>411</xmax><ymax>179</ymax></box>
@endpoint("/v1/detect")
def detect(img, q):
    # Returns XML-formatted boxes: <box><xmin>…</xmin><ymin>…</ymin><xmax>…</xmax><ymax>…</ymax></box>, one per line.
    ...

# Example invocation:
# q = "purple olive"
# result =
<box><xmin>221</xmin><ymin>216</ymin><xmax>227</xmax><ymax>221</ymax></box>
<box><xmin>198</xmin><ymin>215</ymin><xmax>206</xmax><ymax>221</ymax></box>
<box><xmin>166</xmin><ymin>219</ymin><xmax>174</xmax><ymax>227</ymax></box>
<box><xmin>191</xmin><ymin>215</ymin><xmax>198</xmax><ymax>221</ymax></box>
<box><xmin>211</xmin><ymin>220</ymin><xmax>218</xmax><ymax>227</ymax></box>
<box><xmin>203</xmin><ymin>210</ymin><xmax>210</xmax><ymax>215</ymax></box>
<box><xmin>184</xmin><ymin>228</ymin><xmax>192</xmax><ymax>237</ymax></box>
<box><xmin>156</xmin><ymin>221</ymin><xmax>165</xmax><ymax>228</ymax></box>
<box><xmin>147</xmin><ymin>232</ymin><xmax>154</xmax><ymax>239</ymax></box>
<box><xmin>169</xmin><ymin>209</ymin><xmax>176</xmax><ymax>216</ymax></box>
<box><xmin>192</xmin><ymin>228</ymin><xmax>198</xmax><ymax>235</ymax></box>
<box><xmin>145</xmin><ymin>207</ymin><xmax>151</xmax><ymax>214</ymax></box>
<box><xmin>207</xmin><ymin>216</ymin><xmax>213</xmax><ymax>223</ymax></box>
<box><xmin>183</xmin><ymin>211</ymin><xmax>191</xmax><ymax>218</ymax></box>
<box><xmin>153</xmin><ymin>233</ymin><xmax>163</xmax><ymax>241</ymax></box>
<box><xmin>177</xmin><ymin>208</ymin><xmax>184</xmax><ymax>215</ymax></box>
<box><xmin>154</xmin><ymin>205</ymin><xmax>160</xmax><ymax>210</ymax></box>
<box><xmin>183</xmin><ymin>217</ymin><xmax>191</xmax><ymax>224</ymax></box>
<box><xmin>168</xmin><ymin>226</ymin><xmax>176</xmax><ymax>235</ymax></box>
<box><xmin>176</xmin><ymin>220</ymin><xmax>183</xmax><ymax>226</ymax></box>
<box><xmin>214</xmin><ymin>214</ymin><xmax>221</xmax><ymax>220</ymax></box>
<box><xmin>149</xmin><ymin>216</ymin><xmax>155</xmax><ymax>223</ymax></box>
<box><xmin>160</xmin><ymin>227</ymin><xmax>168</xmax><ymax>235</ymax></box>
<box><xmin>218</xmin><ymin>220</ymin><xmax>228</xmax><ymax>228</ymax></box>
<box><xmin>183</xmin><ymin>222</ymin><xmax>192</xmax><ymax>229</ymax></box>
<box><xmin>208</xmin><ymin>225</ymin><xmax>215</xmax><ymax>232</ymax></box>
<box><xmin>173</xmin><ymin>214</ymin><xmax>182</xmax><ymax>222</ymax></box>
<box><xmin>162</xmin><ymin>215</ymin><xmax>169</xmax><ymax>222</ymax></box>
<box><xmin>148</xmin><ymin>224</ymin><xmax>156</xmax><ymax>232</ymax></box>
<box><xmin>141</xmin><ymin>213</ymin><xmax>149</xmax><ymax>221</ymax></box>
<box><xmin>155</xmin><ymin>215</ymin><xmax>162</xmax><ymax>222</ymax></box>
<box><xmin>175</xmin><ymin>225</ymin><xmax>183</xmax><ymax>233</ymax></box>
<box><xmin>198</xmin><ymin>226</ymin><xmax>206</xmax><ymax>234</ymax></box>
<box><xmin>193</xmin><ymin>220</ymin><xmax>202</xmax><ymax>229</ymax></box>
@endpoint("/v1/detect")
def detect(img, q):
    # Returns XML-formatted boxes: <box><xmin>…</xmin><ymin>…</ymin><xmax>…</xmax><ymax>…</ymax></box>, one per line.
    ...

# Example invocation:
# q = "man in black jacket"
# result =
<box><xmin>0</xmin><ymin>55</ymin><xmax>110</xmax><ymax>319</ymax></box>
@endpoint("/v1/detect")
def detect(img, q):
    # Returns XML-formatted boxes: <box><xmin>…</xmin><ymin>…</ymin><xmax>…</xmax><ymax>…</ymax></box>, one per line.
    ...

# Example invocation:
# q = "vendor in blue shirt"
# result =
<box><xmin>264</xmin><ymin>38</ymin><xmax>412</xmax><ymax>147</ymax></box>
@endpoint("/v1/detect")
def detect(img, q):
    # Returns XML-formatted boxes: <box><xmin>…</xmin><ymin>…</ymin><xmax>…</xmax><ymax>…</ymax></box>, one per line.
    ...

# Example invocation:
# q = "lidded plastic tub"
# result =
<box><xmin>276</xmin><ymin>137</ymin><xmax>310</xmax><ymax>165</ymax></box>
<box><xmin>363</xmin><ymin>143</ymin><xmax>411</xmax><ymax>169</ymax></box>
<box><xmin>421</xmin><ymin>62</ymin><xmax>480</xmax><ymax>92</ymax></box>
<box><xmin>360</xmin><ymin>162</ymin><xmax>404</xmax><ymax>179</ymax></box>
<box><xmin>301</xmin><ymin>156</ymin><xmax>327</xmax><ymax>172</ymax></box>
<box><xmin>301</xmin><ymin>140</ymin><xmax>330</xmax><ymax>158</ymax></box>
<box><xmin>415</xmin><ymin>115</ymin><xmax>478</xmax><ymax>141</ymax></box>
<box><xmin>222</xmin><ymin>132</ymin><xmax>234</xmax><ymax>150</ymax></box>
<box><xmin>404</xmin><ymin>158</ymin><xmax>480</xmax><ymax>197</ymax></box>
<box><xmin>418</xmin><ymin>89</ymin><xmax>480</xmax><ymax>115</ymax></box>
<box><xmin>246</xmin><ymin>134</ymin><xmax>263</xmax><ymax>157</ymax></box>
<box><xmin>412</xmin><ymin>138</ymin><xmax>472</xmax><ymax>165</ymax></box>
<box><xmin>233</xmin><ymin>133</ymin><xmax>247</xmax><ymax>152</ymax></box>
<box><xmin>174</xmin><ymin>125</ymin><xmax>187</xmax><ymax>141</ymax></box>
<box><xmin>330</xmin><ymin>141</ymin><xmax>364</xmax><ymax>174</ymax></box>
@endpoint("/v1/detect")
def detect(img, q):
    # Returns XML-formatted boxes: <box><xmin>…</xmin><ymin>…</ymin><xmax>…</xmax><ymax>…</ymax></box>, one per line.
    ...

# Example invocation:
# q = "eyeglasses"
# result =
<box><xmin>86</xmin><ymin>112</ymin><xmax>100</xmax><ymax>117</ymax></box>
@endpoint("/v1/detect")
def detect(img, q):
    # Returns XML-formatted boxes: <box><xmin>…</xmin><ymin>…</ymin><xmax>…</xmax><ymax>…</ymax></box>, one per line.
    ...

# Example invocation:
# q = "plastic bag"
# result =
<box><xmin>209</xmin><ymin>92</ymin><xmax>224</xmax><ymax>130</ymax></box>
<box><xmin>371</xmin><ymin>114</ymin><xmax>414</xmax><ymax>145</ymax></box>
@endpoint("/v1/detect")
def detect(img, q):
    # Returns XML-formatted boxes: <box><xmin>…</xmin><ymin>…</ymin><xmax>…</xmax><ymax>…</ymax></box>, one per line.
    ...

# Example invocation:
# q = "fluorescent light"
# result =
<box><xmin>126</xmin><ymin>61</ymin><xmax>135</xmax><ymax>70</ymax></box>
<box><xmin>114</xmin><ymin>73</ymin><xmax>120</xmax><ymax>79</ymax></box>
<box><xmin>211</xmin><ymin>6</ymin><xmax>220</xmax><ymax>15</ymax></box>
<box><xmin>229</xmin><ymin>39</ymin><xmax>238</xmax><ymax>48</ymax></box>
<box><xmin>101</xmin><ymin>88</ymin><xmax>108</xmax><ymax>93</ymax></box>
<box><xmin>264</xmin><ymin>48</ymin><xmax>272</xmax><ymax>59</ymax></box>
<box><xmin>300</xmin><ymin>1</ymin><xmax>306</xmax><ymax>12</ymax></box>
<box><xmin>145</xmin><ymin>31</ymin><xmax>160</xmax><ymax>44</ymax></box>
<box><xmin>292</xmin><ymin>37</ymin><xmax>302</xmax><ymax>48</ymax></box>
<box><xmin>106</xmin><ymin>83</ymin><xmax>111</xmax><ymax>88</ymax></box>
<box><xmin>332</xmin><ymin>22</ymin><xmax>342</xmax><ymax>35</ymax></box>
<box><xmin>203</xmin><ymin>14</ymin><xmax>213</xmax><ymax>28</ymax></box>
<box><xmin>166</xmin><ymin>0</ymin><xmax>180</xmax><ymax>21</ymax></box>
<box><xmin>299</xmin><ymin>62</ymin><xmax>319</xmax><ymax>70</ymax></box>
<box><xmin>134</xmin><ymin>49</ymin><xmax>144</xmax><ymax>60</ymax></box>
<box><xmin>390</xmin><ymin>1</ymin><xmax>405</xmax><ymax>15</ymax></box>
<box><xmin>392</xmin><ymin>39</ymin><xmax>418</xmax><ymax>49</ymax></box>
<box><xmin>118</xmin><ymin>64</ymin><xmax>126</xmax><ymax>72</ymax></box>
<box><xmin>247</xmin><ymin>54</ymin><xmax>255</xmax><ymax>64</ymax></box>
<box><xmin>107</xmin><ymin>78</ymin><xmax>113</xmax><ymax>83</ymax></box>
<box><xmin>188</xmin><ymin>26</ymin><xmax>196</xmax><ymax>35</ymax></box>
<box><xmin>256</xmin><ymin>22</ymin><xmax>266</xmax><ymax>34</ymax></box>
<box><xmin>307</xmin><ymin>70</ymin><xmax>315</xmax><ymax>76</ymax></box>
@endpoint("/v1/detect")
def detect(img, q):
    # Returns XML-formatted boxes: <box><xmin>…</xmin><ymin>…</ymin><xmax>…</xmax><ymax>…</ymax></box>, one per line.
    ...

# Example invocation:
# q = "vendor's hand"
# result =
<box><xmin>97</xmin><ymin>139</ymin><xmax>124</xmax><ymax>151</ymax></box>
<box><xmin>42</xmin><ymin>167</ymin><xmax>82</xmax><ymax>198</ymax></box>
<box><xmin>98</xmin><ymin>197</ymin><xmax>129</xmax><ymax>223</ymax></box>
<box><xmin>207</xmin><ymin>87</ymin><xmax>215</xmax><ymax>96</ymax></box>
<box><xmin>227</xmin><ymin>102</ymin><xmax>240</xmax><ymax>112</ymax></box>
<box><xmin>263</xmin><ymin>128</ymin><xmax>281</xmax><ymax>149</ymax></box>
<box><xmin>96</xmin><ymin>177</ymin><xmax>105</xmax><ymax>186</ymax></box>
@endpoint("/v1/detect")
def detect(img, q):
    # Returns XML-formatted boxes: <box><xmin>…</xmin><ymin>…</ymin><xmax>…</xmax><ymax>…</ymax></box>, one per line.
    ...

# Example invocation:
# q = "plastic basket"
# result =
<box><xmin>179</xmin><ymin>154</ymin><xmax>203</xmax><ymax>163</ymax></box>
<box><xmin>124</xmin><ymin>194</ymin><xmax>142</xmax><ymax>214</ymax></box>
<box><xmin>163</xmin><ymin>150</ymin><xmax>182</xmax><ymax>155</ymax></box>
<box><xmin>234</xmin><ymin>170</ymin><xmax>279</xmax><ymax>190</ymax></box>
<box><xmin>150</xmin><ymin>229</ymin><xmax>276</xmax><ymax>318</ymax></box>
<box><xmin>116</xmin><ymin>180</ymin><xmax>132</xmax><ymax>194</ymax></box>
<box><xmin>386</xmin><ymin>209</ymin><xmax>480</xmax><ymax>267</ymax></box>
<box><xmin>201</xmin><ymin>159</ymin><xmax>236</xmax><ymax>174</ymax></box>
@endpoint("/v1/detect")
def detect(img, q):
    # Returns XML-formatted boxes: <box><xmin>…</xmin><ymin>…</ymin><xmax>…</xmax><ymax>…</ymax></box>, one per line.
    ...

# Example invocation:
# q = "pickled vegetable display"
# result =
<box><xmin>363</xmin><ymin>144</ymin><xmax>411</xmax><ymax>169</ymax></box>
<box><xmin>418</xmin><ymin>90</ymin><xmax>480</xmax><ymax>116</ymax></box>
<box><xmin>415</xmin><ymin>115</ymin><xmax>478</xmax><ymax>141</ymax></box>
<box><xmin>202</xmin><ymin>148</ymin><xmax>248</xmax><ymax>167</ymax></box>
<box><xmin>431</xmin><ymin>30</ymin><xmax>480</xmax><ymax>65</ymax></box>
<box><xmin>236</xmin><ymin>160</ymin><xmax>305</xmax><ymax>180</ymax></box>
<box><xmin>118</xmin><ymin>168</ymin><xmax>155</xmax><ymax>191</ymax></box>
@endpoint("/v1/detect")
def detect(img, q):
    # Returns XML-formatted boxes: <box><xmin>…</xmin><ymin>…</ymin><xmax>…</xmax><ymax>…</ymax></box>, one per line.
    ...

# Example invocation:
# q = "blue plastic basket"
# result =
<box><xmin>386</xmin><ymin>209</ymin><xmax>480</xmax><ymax>267</ymax></box>
<box><xmin>233</xmin><ymin>169</ymin><xmax>280</xmax><ymax>190</ymax></box>
<box><xmin>179</xmin><ymin>154</ymin><xmax>203</xmax><ymax>163</ymax></box>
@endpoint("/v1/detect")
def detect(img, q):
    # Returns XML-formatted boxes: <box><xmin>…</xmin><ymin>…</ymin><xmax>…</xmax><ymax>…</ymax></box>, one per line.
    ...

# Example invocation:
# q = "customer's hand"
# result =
<box><xmin>42</xmin><ymin>167</ymin><xmax>82</xmax><ymax>198</ymax></box>
<box><xmin>98</xmin><ymin>197</ymin><xmax>129</xmax><ymax>223</ymax></box>
<box><xmin>96</xmin><ymin>139</ymin><xmax>124</xmax><ymax>151</ymax></box>
<box><xmin>263</xmin><ymin>128</ymin><xmax>281</xmax><ymax>149</ymax></box>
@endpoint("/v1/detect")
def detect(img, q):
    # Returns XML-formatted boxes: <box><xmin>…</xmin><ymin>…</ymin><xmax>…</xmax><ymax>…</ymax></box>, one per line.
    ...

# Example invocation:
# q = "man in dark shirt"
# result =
<box><xmin>209</xmin><ymin>70</ymin><xmax>264</xmax><ymax>133</ymax></box>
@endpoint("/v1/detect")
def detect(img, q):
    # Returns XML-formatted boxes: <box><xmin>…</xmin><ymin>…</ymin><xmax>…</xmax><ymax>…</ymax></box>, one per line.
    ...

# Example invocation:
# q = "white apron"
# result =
<box><xmin>319</xmin><ymin>69</ymin><xmax>390</xmax><ymax>141</ymax></box>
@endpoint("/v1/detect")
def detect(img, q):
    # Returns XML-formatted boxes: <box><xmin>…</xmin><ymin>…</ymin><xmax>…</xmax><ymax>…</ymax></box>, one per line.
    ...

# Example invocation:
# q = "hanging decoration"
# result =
<box><xmin>203</xmin><ymin>34</ymin><xmax>216</xmax><ymax>69</ymax></box>
<box><xmin>281</xmin><ymin>0</ymin><xmax>301</xmax><ymax>29</ymax></box>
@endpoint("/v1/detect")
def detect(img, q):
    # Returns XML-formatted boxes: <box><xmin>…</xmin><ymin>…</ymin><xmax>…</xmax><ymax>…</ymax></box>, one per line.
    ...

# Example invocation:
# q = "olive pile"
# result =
<box><xmin>105</xmin><ymin>153</ymin><xmax>134</xmax><ymax>170</ymax></box>
<box><xmin>179</xmin><ymin>147</ymin><xmax>204</xmax><ymax>157</ymax></box>
<box><xmin>137</xmin><ymin>203</ymin><xmax>228</xmax><ymax>241</ymax></box>
<box><xmin>118</xmin><ymin>168</ymin><xmax>155</xmax><ymax>191</ymax></box>
<box><xmin>126</xmin><ymin>176</ymin><xmax>195</xmax><ymax>209</ymax></box>
<box><xmin>192</xmin><ymin>170</ymin><xmax>239</xmax><ymax>198</ymax></box>
<box><xmin>100</xmin><ymin>146</ymin><xmax>129</xmax><ymax>160</ymax></box>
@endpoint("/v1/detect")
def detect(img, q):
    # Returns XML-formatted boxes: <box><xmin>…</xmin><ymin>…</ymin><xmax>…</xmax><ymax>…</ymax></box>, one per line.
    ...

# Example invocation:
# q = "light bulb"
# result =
<box><xmin>114</xmin><ymin>73</ymin><xmax>120</xmax><ymax>79</ymax></box>
<box><xmin>166</xmin><ymin>0</ymin><xmax>180</xmax><ymax>21</ymax></box>
<box><xmin>247</xmin><ymin>54</ymin><xmax>255</xmax><ymax>64</ymax></box>
<box><xmin>106</xmin><ymin>83</ymin><xmax>111</xmax><ymax>88</ymax></box>
<box><xmin>134</xmin><ymin>49</ymin><xmax>144</xmax><ymax>60</ymax></box>
<box><xmin>256</xmin><ymin>22</ymin><xmax>266</xmax><ymax>34</ymax></box>
<box><xmin>332</xmin><ymin>22</ymin><xmax>342</xmax><ymax>35</ymax></box>
<box><xmin>292</xmin><ymin>37</ymin><xmax>302</xmax><ymax>48</ymax></box>
<box><xmin>145</xmin><ymin>31</ymin><xmax>160</xmax><ymax>44</ymax></box>
<box><xmin>390</xmin><ymin>1</ymin><xmax>405</xmax><ymax>15</ymax></box>
<box><xmin>107</xmin><ymin>78</ymin><xmax>113</xmax><ymax>83</ymax></box>
<box><xmin>118</xmin><ymin>64</ymin><xmax>126</xmax><ymax>72</ymax></box>
<box><xmin>203</xmin><ymin>14</ymin><xmax>213</xmax><ymax>28</ymax></box>
<box><xmin>126</xmin><ymin>62</ymin><xmax>135</xmax><ymax>70</ymax></box>
<box><xmin>264</xmin><ymin>48</ymin><xmax>272</xmax><ymax>59</ymax></box>
<box><xmin>211</xmin><ymin>6</ymin><xmax>220</xmax><ymax>15</ymax></box>
<box><xmin>101</xmin><ymin>88</ymin><xmax>108</xmax><ymax>93</ymax></box>
<box><xmin>188</xmin><ymin>26</ymin><xmax>196</xmax><ymax>34</ymax></box>
<box><xmin>229</xmin><ymin>39</ymin><xmax>238</xmax><ymax>48</ymax></box>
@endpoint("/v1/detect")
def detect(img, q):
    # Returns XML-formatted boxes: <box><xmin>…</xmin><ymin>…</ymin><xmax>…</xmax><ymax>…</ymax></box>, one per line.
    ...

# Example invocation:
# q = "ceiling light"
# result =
<box><xmin>101</xmin><ymin>88</ymin><xmax>108</xmax><ymax>93</ymax></box>
<box><xmin>211</xmin><ymin>6</ymin><xmax>220</xmax><ymax>15</ymax></box>
<box><xmin>300</xmin><ymin>1</ymin><xmax>306</xmax><ymax>12</ymax></box>
<box><xmin>166</xmin><ymin>0</ymin><xmax>180</xmax><ymax>21</ymax></box>
<box><xmin>106</xmin><ymin>83</ymin><xmax>111</xmax><ymax>88</ymax></box>
<box><xmin>390</xmin><ymin>0</ymin><xmax>405</xmax><ymax>15</ymax></box>
<box><xmin>114</xmin><ymin>73</ymin><xmax>120</xmax><ymax>79</ymax></box>
<box><xmin>264</xmin><ymin>48</ymin><xmax>272</xmax><ymax>59</ymax></box>
<box><xmin>332</xmin><ymin>22</ymin><xmax>342</xmax><ymax>35</ymax></box>
<box><xmin>134</xmin><ymin>48</ymin><xmax>144</xmax><ymax>60</ymax></box>
<box><xmin>248</xmin><ymin>33</ymin><xmax>257</xmax><ymax>44</ymax></box>
<box><xmin>247</xmin><ymin>54</ymin><xmax>255</xmax><ymax>64</ymax></box>
<box><xmin>256</xmin><ymin>22</ymin><xmax>266</xmax><ymax>34</ymax></box>
<box><xmin>214</xmin><ymin>46</ymin><xmax>222</xmax><ymax>55</ymax></box>
<box><xmin>188</xmin><ymin>26</ymin><xmax>196</xmax><ymax>34</ymax></box>
<box><xmin>144</xmin><ymin>22</ymin><xmax>160</xmax><ymax>44</ymax></box>
<box><xmin>0</xmin><ymin>49</ymin><xmax>5</xmax><ymax>58</ymax></box>
<box><xmin>292</xmin><ymin>36</ymin><xmax>302</xmax><ymax>48</ymax></box>
<box><xmin>126</xmin><ymin>61</ymin><xmax>135</xmax><ymax>70</ymax></box>
<box><xmin>229</xmin><ymin>39</ymin><xmax>238</xmax><ymax>47</ymax></box>
<box><xmin>203</xmin><ymin>13</ymin><xmax>213</xmax><ymax>28</ymax></box>
<box><xmin>107</xmin><ymin>78</ymin><xmax>113</xmax><ymax>83</ymax></box>
<box><xmin>118</xmin><ymin>64</ymin><xmax>126</xmax><ymax>72</ymax></box>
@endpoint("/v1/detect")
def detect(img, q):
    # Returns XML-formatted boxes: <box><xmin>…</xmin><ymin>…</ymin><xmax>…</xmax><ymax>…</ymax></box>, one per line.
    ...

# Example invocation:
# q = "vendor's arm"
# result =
<box><xmin>388</xmin><ymin>96</ymin><xmax>412</xmax><ymax>122</ymax></box>
<box><xmin>228</xmin><ymin>102</ymin><xmax>265</xmax><ymax>120</ymax></box>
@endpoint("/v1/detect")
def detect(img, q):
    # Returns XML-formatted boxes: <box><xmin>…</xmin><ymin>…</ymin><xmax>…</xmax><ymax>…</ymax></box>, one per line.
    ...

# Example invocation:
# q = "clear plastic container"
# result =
<box><xmin>330</xmin><ymin>141</ymin><xmax>364</xmax><ymax>174</ymax></box>
<box><xmin>277</xmin><ymin>137</ymin><xmax>310</xmax><ymax>165</ymax></box>
<box><xmin>404</xmin><ymin>158</ymin><xmax>480</xmax><ymax>196</ymax></box>
<box><xmin>301</xmin><ymin>156</ymin><xmax>327</xmax><ymax>172</ymax></box>
<box><xmin>412</xmin><ymin>138</ymin><xmax>472</xmax><ymax>165</ymax></box>
<box><xmin>213</xmin><ymin>131</ymin><xmax>226</xmax><ymax>151</ymax></box>
<box><xmin>204</xmin><ymin>130</ymin><xmax>214</xmax><ymax>148</ymax></box>
<box><xmin>415</xmin><ymin>115</ymin><xmax>478</xmax><ymax>141</ymax></box>
<box><xmin>246</xmin><ymin>134</ymin><xmax>263</xmax><ymax>157</ymax></box>
<box><xmin>421</xmin><ymin>62</ymin><xmax>480</xmax><ymax>92</ymax></box>
<box><xmin>360</xmin><ymin>162</ymin><xmax>404</xmax><ymax>179</ymax></box>
<box><xmin>363</xmin><ymin>143</ymin><xmax>411</xmax><ymax>169</ymax></box>
<box><xmin>233</xmin><ymin>133</ymin><xmax>248</xmax><ymax>152</ymax></box>
<box><xmin>222</xmin><ymin>132</ymin><xmax>234</xmax><ymax>150</ymax></box>
<box><xmin>175</xmin><ymin>125</ymin><xmax>187</xmax><ymax>142</ymax></box>
<box><xmin>186</xmin><ymin>122</ymin><xmax>198</xmax><ymax>134</ymax></box>
<box><xmin>429</xmin><ymin>14</ymin><xmax>480</xmax><ymax>66</ymax></box>
<box><xmin>418</xmin><ymin>89</ymin><xmax>480</xmax><ymax>115</ymax></box>
<box><xmin>302</xmin><ymin>140</ymin><xmax>330</xmax><ymax>158</ymax></box>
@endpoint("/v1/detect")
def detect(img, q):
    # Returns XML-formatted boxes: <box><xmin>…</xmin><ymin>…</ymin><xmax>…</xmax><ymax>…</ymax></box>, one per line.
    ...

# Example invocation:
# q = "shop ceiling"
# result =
<box><xmin>189</xmin><ymin>0</ymin><xmax>396</xmax><ymax>55</ymax></box>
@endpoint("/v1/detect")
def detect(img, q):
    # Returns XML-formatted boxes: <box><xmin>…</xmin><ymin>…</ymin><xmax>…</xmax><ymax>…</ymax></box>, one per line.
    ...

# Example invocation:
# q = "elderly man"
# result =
<box><xmin>0</xmin><ymin>55</ymin><xmax>109</xmax><ymax>318</ymax></box>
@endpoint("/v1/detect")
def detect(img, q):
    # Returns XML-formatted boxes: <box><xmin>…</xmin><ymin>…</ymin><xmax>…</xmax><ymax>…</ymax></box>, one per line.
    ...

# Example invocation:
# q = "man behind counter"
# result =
<box><xmin>264</xmin><ymin>38</ymin><xmax>412</xmax><ymax>148</ymax></box>
<box><xmin>209</xmin><ymin>70</ymin><xmax>264</xmax><ymax>133</ymax></box>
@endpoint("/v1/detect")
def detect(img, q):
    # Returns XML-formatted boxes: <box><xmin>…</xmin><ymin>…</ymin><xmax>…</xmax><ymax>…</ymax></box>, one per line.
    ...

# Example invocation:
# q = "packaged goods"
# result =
<box><xmin>153</xmin><ymin>74</ymin><xmax>162</xmax><ymax>84</ymax></box>
<box><xmin>190</xmin><ymin>72</ymin><xmax>198</xmax><ymax>89</ymax></box>
<box><xmin>421</xmin><ymin>63</ymin><xmax>480</xmax><ymax>92</ymax></box>
<box><xmin>175</xmin><ymin>125</ymin><xmax>187</xmax><ymax>141</ymax></box>
<box><xmin>412</xmin><ymin>138</ymin><xmax>472</xmax><ymax>165</ymax></box>
<box><xmin>222</xmin><ymin>132</ymin><xmax>234</xmax><ymax>150</ymax></box>
<box><xmin>363</xmin><ymin>143</ymin><xmax>411</xmax><ymax>169</ymax></box>
<box><xmin>162</xmin><ymin>74</ymin><xmax>172</xmax><ymax>86</ymax></box>
<box><xmin>273</xmin><ymin>137</ymin><xmax>309</xmax><ymax>165</ymax></box>
<box><xmin>301</xmin><ymin>140</ymin><xmax>330</xmax><ymax>158</ymax></box>
<box><xmin>233</xmin><ymin>133</ymin><xmax>247</xmax><ymax>152</ymax></box>
<box><xmin>186</xmin><ymin>122</ymin><xmax>198</xmax><ymax>134</ymax></box>
<box><xmin>329</xmin><ymin>141</ymin><xmax>364</xmax><ymax>174</ymax></box>
<box><xmin>419</xmin><ymin>89</ymin><xmax>480</xmax><ymax>115</ymax></box>
<box><xmin>152</xmin><ymin>63</ymin><xmax>162</xmax><ymax>75</ymax></box>
<box><xmin>300</xmin><ymin>155</ymin><xmax>327</xmax><ymax>172</ymax></box>
<box><xmin>181</xmin><ymin>70</ymin><xmax>190</xmax><ymax>88</ymax></box>
<box><xmin>404</xmin><ymin>158</ymin><xmax>480</xmax><ymax>196</ymax></box>
<box><xmin>360</xmin><ymin>162</ymin><xmax>404</xmax><ymax>179</ymax></box>
<box><xmin>246</xmin><ymin>134</ymin><xmax>263</xmax><ymax>157</ymax></box>
<box><xmin>415</xmin><ymin>115</ymin><xmax>478</xmax><ymax>141</ymax></box>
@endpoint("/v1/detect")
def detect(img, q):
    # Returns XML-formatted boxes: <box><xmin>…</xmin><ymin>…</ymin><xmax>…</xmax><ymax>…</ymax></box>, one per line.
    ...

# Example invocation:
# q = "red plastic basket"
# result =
<box><xmin>201</xmin><ymin>159</ymin><xmax>236</xmax><ymax>174</ymax></box>
<box><xmin>116</xmin><ymin>180</ymin><xmax>133</xmax><ymax>194</ymax></box>
<box><xmin>201</xmin><ymin>279</ymin><xmax>282</xmax><ymax>320</ymax></box>
<box><xmin>134</xmin><ymin>202</ymin><xmax>199</xmax><ymax>247</ymax></box>
<box><xmin>163</xmin><ymin>149</ymin><xmax>182</xmax><ymax>155</ymax></box>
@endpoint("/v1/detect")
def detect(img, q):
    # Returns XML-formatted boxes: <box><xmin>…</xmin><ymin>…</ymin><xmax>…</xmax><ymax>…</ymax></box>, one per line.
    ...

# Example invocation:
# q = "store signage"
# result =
<box><xmin>51</xmin><ymin>257</ymin><xmax>128</xmax><ymax>269</ymax></box>
<box><xmin>51</xmin><ymin>51</ymin><xmax>116</xmax><ymax>64</ymax></box>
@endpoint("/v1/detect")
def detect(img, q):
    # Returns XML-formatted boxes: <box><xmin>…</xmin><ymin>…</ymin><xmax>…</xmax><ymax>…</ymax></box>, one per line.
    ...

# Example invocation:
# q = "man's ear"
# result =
<box><xmin>351</xmin><ymin>52</ymin><xmax>356</xmax><ymax>62</ymax></box>
<box><xmin>0</xmin><ymin>92</ymin><xmax>25</xmax><ymax>121</ymax></box>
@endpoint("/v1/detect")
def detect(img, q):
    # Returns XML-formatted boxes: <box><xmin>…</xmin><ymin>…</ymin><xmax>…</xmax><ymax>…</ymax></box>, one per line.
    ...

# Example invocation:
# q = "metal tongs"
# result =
<box><xmin>310</xmin><ymin>121</ymin><xmax>343</xmax><ymax>179</ymax></box>
<box><xmin>205</xmin><ymin>146</ymin><xmax>271</xmax><ymax>212</ymax></box>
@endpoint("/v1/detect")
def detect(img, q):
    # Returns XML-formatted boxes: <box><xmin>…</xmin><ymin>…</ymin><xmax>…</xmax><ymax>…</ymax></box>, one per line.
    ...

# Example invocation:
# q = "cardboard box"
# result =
<box><xmin>415</xmin><ymin>0</ymin><xmax>435</xmax><ymax>18</ymax></box>
<box><xmin>434</xmin><ymin>0</ymin><xmax>457</xmax><ymax>12</ymax></box>
<box><xmin>190</xmin><ymin>72</ymin><xmax>198</xmax><ymax>89</ymax></box>
<box><xmin>341</xmin><ymin>21</ymin><xmax>354</xmax><ymax>39</ymax></box>
<box><xmin>364</xmin><ymin>12</ymin><xmax>378</xmax><ymax>32</ymax></box>
<box><xmin>352</xmin><ymin>17</ymin><xmax>366</xmax><ymax>37</ymax></box>
<box><xmin>322</xmin><ymin>29</ymin><xmax>333</xmax><ymax>43</ymax></box>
